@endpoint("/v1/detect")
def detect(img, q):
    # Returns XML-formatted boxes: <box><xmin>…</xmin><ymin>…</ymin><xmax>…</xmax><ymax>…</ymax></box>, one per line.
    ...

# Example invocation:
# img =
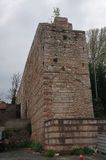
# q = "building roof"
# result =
<box><xmin>0</xmin><ymin>101</ymin><xmax>7</xmax><ymax>110</ymax></box>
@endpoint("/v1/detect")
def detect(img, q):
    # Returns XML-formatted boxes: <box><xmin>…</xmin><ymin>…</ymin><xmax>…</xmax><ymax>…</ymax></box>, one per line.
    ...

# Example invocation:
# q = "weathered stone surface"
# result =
<box><xmin>44</xmin><ymin>118</ymin><xmax>106</xmax><ymax>151</ymax></box>
<box><xmin>17</xmin><ymin>17</ymin><xmax>94</xmax><ymax>144</ymax></box>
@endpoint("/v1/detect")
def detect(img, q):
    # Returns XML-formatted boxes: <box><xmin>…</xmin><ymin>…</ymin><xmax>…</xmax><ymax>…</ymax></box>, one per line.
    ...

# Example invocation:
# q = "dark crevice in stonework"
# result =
<box><xmin>82</xmin><ymin>63</ymin><xmax>84</xmax><ymax>67</ymax></box>
<box><xmin>53</xmin><ymin>58</ymin><xmax>58</xmax><ymax>63</ymax></box>
<box><xmin>73</xmin><ymin>36</ymin><xmax>77</xmax><ymax>41</ymax></box>
<box><xmin>75</xmin><ymin>78</ymin><xmax>81</xmax><ymax>82</ymax></box>
<box><xmin>61</xmin><ymin>66</ymin><xmax>65</xmax><ymax>71</ymax></box>
<box><xmin>63</xmin><ymin>35</ymin><xmax>67</xmax><ymax>40</ymax></box>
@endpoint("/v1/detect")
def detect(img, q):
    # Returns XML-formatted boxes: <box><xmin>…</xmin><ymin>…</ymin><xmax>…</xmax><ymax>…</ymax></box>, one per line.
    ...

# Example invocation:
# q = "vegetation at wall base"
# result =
<box><xmin>15</xmin><ymin>142</ymin><xmax>31</xmax><ymax>148</ymax></box>
<box><xmin>7</xmin><ymin>142</ymin><xmax>31</xmax><ymax>150</ymax></box>
<box><xmin>30</xmin><ymin>143</ymin><xmax>43</xmax><ymax>152</ymax></box>
<box><xmin>4</xmin><ymin>128</ymin><xmax>31</xmax><ymax>151</ymax></box>
<box><xmin>45</xmin><ymin>149</ymin><xmax>55</xmax><ymax>157</ymax></box>
<box><xmin>70</xmin><ymin>147</ymin><xmax>94</xmax><ymax>155</ymax></box>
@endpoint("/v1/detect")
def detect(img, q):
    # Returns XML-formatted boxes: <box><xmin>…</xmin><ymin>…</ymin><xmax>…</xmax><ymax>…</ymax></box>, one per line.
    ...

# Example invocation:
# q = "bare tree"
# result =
<box><xmin>8</xmin><ymin>73</ymin><xmax>21</xmax><ymax>104</ymax></box>
<box><xmin>87</xmin><ymin>28</ymin><xmax>106</xmax><ymax>98</ymax></box>
<box><xmin>86</xmin><ymin>27</ymin><xmax>106</xmax><ymax>117</ymax></box>
<box><xmin>0</xmin><ymin>93</ymin><xmax>6</xmax><ymax>102</ymax></box>
<box><xmin>86</xmin><ymin>27</ymin><xmax>106</xmax><ymax>64</ymax></box>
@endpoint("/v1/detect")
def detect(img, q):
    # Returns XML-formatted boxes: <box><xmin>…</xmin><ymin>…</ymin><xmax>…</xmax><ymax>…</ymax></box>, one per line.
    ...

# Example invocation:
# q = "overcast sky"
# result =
<box><xmin>0</xmin><ymin>0</ymin><xmax>106</xmax><ymax>101</ymax></box>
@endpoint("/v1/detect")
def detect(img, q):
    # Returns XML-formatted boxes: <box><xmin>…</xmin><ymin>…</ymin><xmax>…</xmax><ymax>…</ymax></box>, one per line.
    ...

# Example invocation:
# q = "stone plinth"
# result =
<box><xmin>44</xmin><ymin>118</ymin><xmax>106</xmax><ymax>152</ymax></box>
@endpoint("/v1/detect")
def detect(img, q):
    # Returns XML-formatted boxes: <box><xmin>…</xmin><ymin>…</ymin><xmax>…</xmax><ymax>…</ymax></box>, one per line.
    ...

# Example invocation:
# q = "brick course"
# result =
<box><xmin>44</xmin><ymin>118</ymin><xmax>106</xmax><ymax>152</ymax></box>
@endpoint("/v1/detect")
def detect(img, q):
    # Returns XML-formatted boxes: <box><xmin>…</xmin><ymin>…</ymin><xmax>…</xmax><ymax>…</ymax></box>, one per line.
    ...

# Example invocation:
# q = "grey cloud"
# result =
<box><xmin>0</xmin><ymin>0</ymin><xmax>106</xmax><ymax>100</ymax></box>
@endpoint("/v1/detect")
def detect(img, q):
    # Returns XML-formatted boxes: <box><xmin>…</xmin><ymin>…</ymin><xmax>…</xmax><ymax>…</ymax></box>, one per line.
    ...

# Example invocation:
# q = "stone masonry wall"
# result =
<box><xmin>17</xmin><ymin>24</ymin><xmax>46</xmax><ymax>142</ymax></box>
<box><xmin>0</xmin><ymin>102</ymin><xmax>18</xmax><ymax>125</ymax></box>
<box><xmin>44</xmin><ymin>118</ymin><xmax>106</xmax><ymax>152</ymax></box>
<box><xmin>17</xmin><ymin>17</ymin><xmax>94</xmax><ymax>144</ymax></box>
<box><xmin>43</xmin><ymin>17</ymin><xmax>94</xmax><ymax>120</ymax></box>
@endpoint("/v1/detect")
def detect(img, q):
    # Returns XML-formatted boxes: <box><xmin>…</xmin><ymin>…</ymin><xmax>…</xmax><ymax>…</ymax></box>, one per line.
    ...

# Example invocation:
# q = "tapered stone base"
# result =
<box><xmin>44</xmin><ymin>118</ymin><xmax>106</xmax><ymax>152</ymax></box>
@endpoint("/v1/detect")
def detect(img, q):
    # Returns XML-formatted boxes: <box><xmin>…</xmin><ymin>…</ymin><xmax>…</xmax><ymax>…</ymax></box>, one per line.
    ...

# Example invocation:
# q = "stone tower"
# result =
<box><xmin>17</xmin><ymin>17</ymin><xmax>94</xmax><ymax>145</ymax></box>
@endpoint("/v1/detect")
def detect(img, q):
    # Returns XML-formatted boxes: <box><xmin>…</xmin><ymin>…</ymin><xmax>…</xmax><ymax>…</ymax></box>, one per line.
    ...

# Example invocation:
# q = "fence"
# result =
<box><xmin>97</xmin><ymin>133</ymin><xmax>106</xmax><ymax>154</ymax></box>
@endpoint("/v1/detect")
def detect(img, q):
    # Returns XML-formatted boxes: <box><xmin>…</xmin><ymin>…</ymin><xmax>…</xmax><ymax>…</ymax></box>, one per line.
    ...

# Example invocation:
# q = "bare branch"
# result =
<box><xmin>8</xmin><ymin>73</ymin><xmax>21</xmax><ymax>104</ymax></box>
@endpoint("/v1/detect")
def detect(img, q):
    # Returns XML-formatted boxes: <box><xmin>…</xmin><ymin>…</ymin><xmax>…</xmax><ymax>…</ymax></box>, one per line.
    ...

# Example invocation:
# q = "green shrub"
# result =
<box><xmin>70</xmin><ymin>147</ymin><xmax>94</xmax><ymax>155</ymax></box>
<box><xmin>70</xmin><ymin>147</ymin><xmax>84</xmax><ymax>155</ymax></box>
<box><xmin>83</xmin><ymin>147</ymin><xmax>94</xmax><ymax>155</ymax></box>
<box><xmin>30</xmin><ymin>143</ymin><xmax>43</xmax><ymax>152</ymax></box>
<box><xmin>45</xmin><ymin>149</ymin><xmax>55</xmax><ymax>157</ymax></box>
<box><xmin>16</xmin><ymin>142</ymin><xmax>31</xmax><ymax>148</ymax></box>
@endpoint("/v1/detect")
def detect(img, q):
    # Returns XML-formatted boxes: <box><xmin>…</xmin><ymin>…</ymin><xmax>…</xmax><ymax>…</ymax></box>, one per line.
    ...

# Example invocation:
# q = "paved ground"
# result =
<box><xmin>0</xmin><ymin>149</ymin><xmax>106</xmax><ymax>160</ymax></box>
